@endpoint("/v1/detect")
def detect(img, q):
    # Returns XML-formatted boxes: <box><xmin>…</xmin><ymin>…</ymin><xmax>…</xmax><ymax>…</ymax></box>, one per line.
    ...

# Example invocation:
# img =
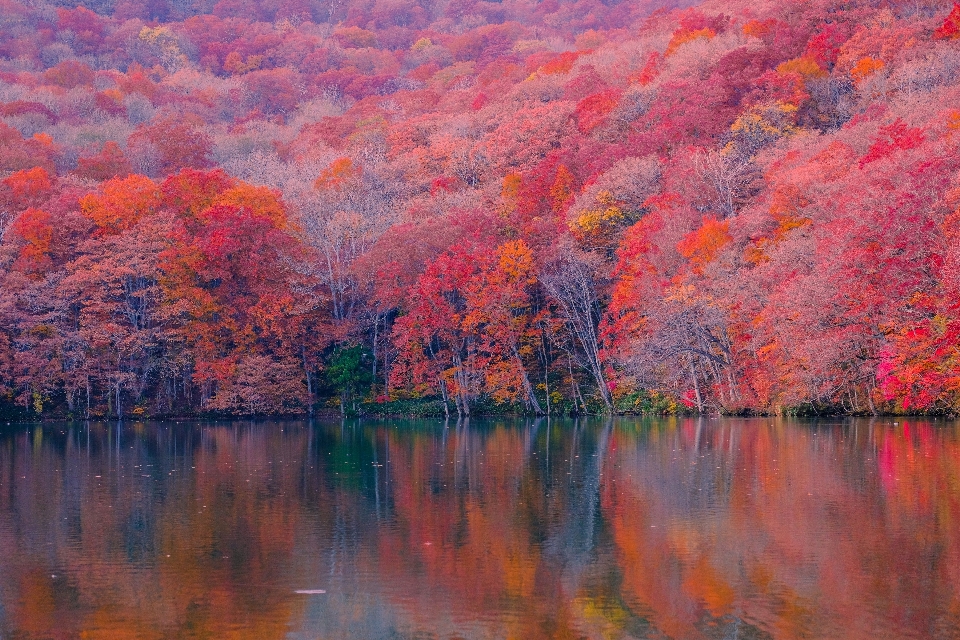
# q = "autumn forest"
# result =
<box><xmin>2</xmin><ymin>0</ymin><xmax>960</xmax><ymax>419</ymax></box>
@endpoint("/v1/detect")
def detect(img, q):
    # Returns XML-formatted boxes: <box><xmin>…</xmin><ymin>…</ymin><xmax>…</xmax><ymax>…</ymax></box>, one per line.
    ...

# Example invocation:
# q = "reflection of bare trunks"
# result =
<box><xmin>540</xmin><ymin>418</ymin><xmax>613</xmax><ymax>590</ymax></box>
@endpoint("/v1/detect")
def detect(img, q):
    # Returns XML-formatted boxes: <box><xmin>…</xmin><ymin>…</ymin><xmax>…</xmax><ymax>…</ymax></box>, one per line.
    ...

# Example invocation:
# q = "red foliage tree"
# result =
<box><xmin>128</xmin><ymin>117</ymin><xmax>213</xmax><ymax>176</ymax></box>
<box><xmin>74</xmin><ymin>142</ymin><xmax>132</xmax><ymax>182</ymax></box>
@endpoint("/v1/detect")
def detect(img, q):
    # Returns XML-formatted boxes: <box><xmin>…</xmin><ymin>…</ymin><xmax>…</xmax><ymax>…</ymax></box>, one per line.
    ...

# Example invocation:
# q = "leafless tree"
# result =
<box><xmin>620</xmin><ymin>291</ymin><xmax>740</xmax><ymax>413</ymax></box>
<box><xmin>0</xmin><ymin>207</ymin><xmax>13</xmax><ymax>243</ymax></box>
<box><xmin>539</xmin><ymin>245</ymin><xmax>613</xmax><ymax>410</ymax></box>
<box><xmin>693</xmin><ymin>148</ymin><xmax>758</xmax><ymax>218</ymax></box>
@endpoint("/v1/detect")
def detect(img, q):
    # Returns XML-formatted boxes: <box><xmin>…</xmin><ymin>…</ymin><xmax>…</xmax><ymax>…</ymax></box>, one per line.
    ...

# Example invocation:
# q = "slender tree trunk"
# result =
<box><xmin>371</xmin><ymin>314</ymin><xmax>378</xmax><ymax>387</ymax></box>
<box><xmin>726</xmin><ymin>368</ymin><xmax>739</xmax><ymax>404</ymax></box>
<box><xmin>453</xmin><ymin>353</ymin><xmax>471</xmax><ymax>417</ymax></box>
<box><xmin>540</xmin><ymin>334</ymin><xmax>551</xmax><ymax>416</ymax></box>
<box><xmin>544</xmin><ymin>364</ymin><xmax>550</xmax><ymax>416</ymax></box>
<box><xmin>302</xmin><ymin>346</ymin><xmax>314</xmax><ymax>416</ymax></box>
<box><xmin>384</xmin><ymin>343</ymin><xmax>390</xmax><ymax>396</ymax></box>
<box><xmin>519</xmin><ymin>362</ymin><xmax>544</xmax><ymax>415</ymax></box>
<box><xmin>457</xmin><ymin>374</ymin><xmax>470</xmax><ymax>416</ymax></box>
<box><xmin>567</xmin><ymin>352</ymin><xmax>585</xmax><ymax>415</ymax></box>
<box><xmin>438</xmin><ymin>376</ymin><xmax>450</xmax><ymax>418</ymax></box>
<box><xmin>690</xmin><ymin>361</ymin><xmax>704</xmax><ymax>414</ymax></box>
<box><xmin>512</xmin><ymin>346</ymin><xmax>544</xmax><ymax>415</ymax></box>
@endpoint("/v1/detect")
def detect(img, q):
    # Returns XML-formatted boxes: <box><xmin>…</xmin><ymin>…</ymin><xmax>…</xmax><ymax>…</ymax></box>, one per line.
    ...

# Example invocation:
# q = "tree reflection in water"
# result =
<box><xmin>0</xmin><ymin>417</ymin><xmax>957</xmax><ymax>639</ymax></box>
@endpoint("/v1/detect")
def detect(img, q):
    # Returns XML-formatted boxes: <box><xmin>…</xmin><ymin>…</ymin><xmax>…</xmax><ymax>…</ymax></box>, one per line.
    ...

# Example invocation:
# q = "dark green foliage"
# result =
<box><xmin>327</xmin><ymin>344</ymin><xmax>373</xmax><ymax>416</ymax></box>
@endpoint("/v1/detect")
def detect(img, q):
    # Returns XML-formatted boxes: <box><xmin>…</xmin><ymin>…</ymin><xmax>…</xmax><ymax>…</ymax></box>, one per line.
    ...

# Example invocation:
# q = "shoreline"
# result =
<box><xmin>3</xmin><ymin>410</ymin><xmax>957</xmax><ymax>425</ymax></box>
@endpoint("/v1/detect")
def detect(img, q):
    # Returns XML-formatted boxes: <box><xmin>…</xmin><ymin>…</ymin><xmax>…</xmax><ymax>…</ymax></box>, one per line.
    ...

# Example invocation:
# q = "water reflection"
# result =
<box><xmin>0</xmin><ymin>418</ymin><xmax>958</xmax><ymax>639</ymax></box>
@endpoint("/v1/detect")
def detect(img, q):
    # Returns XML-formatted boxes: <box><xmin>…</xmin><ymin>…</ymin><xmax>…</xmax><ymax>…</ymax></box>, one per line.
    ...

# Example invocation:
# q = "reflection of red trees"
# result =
<box><xmin>0</xmin><ymin>425</ymin><xmax>314</xmax><ymax>638</ymax></box>
<box><xmin>362</xmin><ymin>424</ymin><xmax>586</xmax><ymax>638</ymax></box>
<box><xmin>1</xmin><ymin>420</ymin><xmax>959</xmax><ymax>637</ymax></box>
<box><xmin>604</xmin><ymin>419</ymin><xmax>960</xmax><ymax>639</ymax></box>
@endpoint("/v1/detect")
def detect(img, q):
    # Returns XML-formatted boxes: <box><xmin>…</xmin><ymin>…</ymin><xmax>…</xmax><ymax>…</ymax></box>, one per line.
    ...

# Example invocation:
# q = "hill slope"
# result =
<box><xmin>2</xmin><ymin>0</ymin><xmax>960</xmax><ymax>416</ymax></box>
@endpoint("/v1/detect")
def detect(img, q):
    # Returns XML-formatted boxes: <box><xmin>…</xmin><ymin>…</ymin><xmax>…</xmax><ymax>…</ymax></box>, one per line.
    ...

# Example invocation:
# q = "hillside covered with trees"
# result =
<box><xmin>2</xmin><ymin>0</ymin><xmax>960</xmax><ymax>418</ymax></box>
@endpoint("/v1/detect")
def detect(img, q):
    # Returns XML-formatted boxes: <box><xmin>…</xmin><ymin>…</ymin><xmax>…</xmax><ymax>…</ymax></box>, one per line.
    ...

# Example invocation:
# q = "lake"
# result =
<box><xmin>0</xmin><ymin>417</ymin><xmax>957</xmax><ymax>639</ymax></box>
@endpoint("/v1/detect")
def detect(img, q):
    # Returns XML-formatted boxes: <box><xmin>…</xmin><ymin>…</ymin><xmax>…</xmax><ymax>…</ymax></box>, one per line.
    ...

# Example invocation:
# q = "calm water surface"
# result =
<box><xmin>0</xmin><ymin>418</ymin><xmax>958</xmax><ymax>639</ymax></box>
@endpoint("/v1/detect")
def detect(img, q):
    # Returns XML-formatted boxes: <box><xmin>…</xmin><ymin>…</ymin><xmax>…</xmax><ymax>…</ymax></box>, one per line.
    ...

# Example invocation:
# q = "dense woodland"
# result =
<box><xmin>2</xmin><ymin>0</ymin><xmax>960</xmax><ymax>417</ymax></box>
